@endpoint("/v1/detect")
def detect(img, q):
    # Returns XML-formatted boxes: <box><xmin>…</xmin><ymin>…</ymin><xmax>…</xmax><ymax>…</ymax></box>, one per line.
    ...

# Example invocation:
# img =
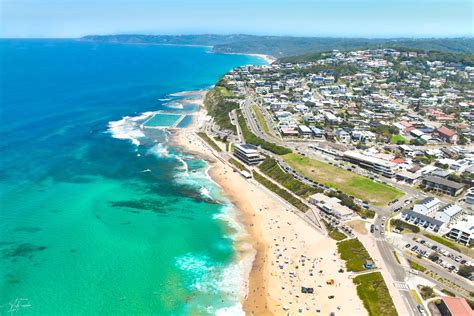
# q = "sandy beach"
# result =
<box><xmin>171</xmin><ymin>104</ymin><xmax>365</xmax><ymax>315</ymax></box>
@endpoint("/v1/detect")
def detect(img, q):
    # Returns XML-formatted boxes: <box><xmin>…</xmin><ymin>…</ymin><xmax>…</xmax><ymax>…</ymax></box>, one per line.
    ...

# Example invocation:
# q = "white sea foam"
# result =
<box><xmin>107</xmin><ymin>111</ymin><xmax>156</xmax><ymax>146</ymax></box>
<box><xmin>199</xmin><ymin>187</ymin><xmax>213</xmax><ymax>200</ymax></box>
<box><xmin>147</xmin><ymin>143</ymin><xmax>169</xmax><ymax>158</ymax></box>
<box><xmin>163</xmin><ymin>102</ymin><xmax>184</xmax><ymax>110</ymax></box>
<box><xmin>158</xmin><ymin>98</ymin><xmax>172</xmax><ymax>101</ymax></box>
<box><xmin>215</xmin><ymin>304</ymin><xmax>245</xmax><ymax>316</ymax></box>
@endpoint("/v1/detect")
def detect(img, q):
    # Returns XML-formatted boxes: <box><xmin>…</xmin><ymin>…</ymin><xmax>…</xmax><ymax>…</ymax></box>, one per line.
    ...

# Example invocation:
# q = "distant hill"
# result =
<box><xmin>81</xmin><ymin>34</ymin><xmax>474</xmax><ymax>57</ymax></box>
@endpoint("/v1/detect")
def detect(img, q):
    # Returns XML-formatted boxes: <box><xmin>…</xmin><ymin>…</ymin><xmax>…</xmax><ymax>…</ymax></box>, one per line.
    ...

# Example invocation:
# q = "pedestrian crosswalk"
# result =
<box><xmin>393</xmin><ymin>281</ymin><xmax>409</xmax><ymax>291</ymax></box>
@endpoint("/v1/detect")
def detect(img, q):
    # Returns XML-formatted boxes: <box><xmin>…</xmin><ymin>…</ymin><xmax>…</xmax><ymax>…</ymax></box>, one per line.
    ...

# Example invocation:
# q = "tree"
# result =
<box><xmin>458</xmin><ymin>265</ymin><xmax>474</xmax><ymax>279</ymax></box>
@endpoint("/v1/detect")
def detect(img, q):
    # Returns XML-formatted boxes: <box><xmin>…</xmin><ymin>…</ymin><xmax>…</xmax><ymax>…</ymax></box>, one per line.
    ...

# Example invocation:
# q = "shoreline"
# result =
<box><xmin>170</xmin><ymin>98</ymin><xmax>365</xmax><ymax>315</ymax></box>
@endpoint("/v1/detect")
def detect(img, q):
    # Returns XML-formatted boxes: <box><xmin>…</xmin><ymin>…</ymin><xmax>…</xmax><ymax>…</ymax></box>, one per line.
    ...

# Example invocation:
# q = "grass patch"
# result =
<box><xmin>441</xmin><ymin>289</ymin><xmax>455</xmax><ymax>296</ymax></box>
<box><xmin>252</xmin><ymin>171</ymin><xmax>308</xmax><ymax>211</ymax></box>
<box><xmin>392</xmin><ymin>251</ymin><xmax>401</xmax><ymax>264</ymax></box>
<box><xmin>228</xmin><ymin>158</ymin><xmax>249</xmax><ymax>173</ymax></box>
<box><xmin>323</xmin><ymin>220</ymin><xmax>347</xmax><ymax>241</ymax></box>
<box><xmin>252</xmin><ymin>105</ymin><xmax>276</xmax><ymax>139</ymax></box>
<box><xmin>408</xmin><ymin>259</ymin><xmax>427</xmax><ymax>272</ymax></box>
<box><xmin>337</xmin><ymin>238</ymin><xmax>373</xmax><ymax>272</ymax></box>
<box><xmin>197</xmin><ymin>132</ymin><xmax>221</xmax><ymax>152</ymax></box>
<box><xmin>390</xmin><ymin>134</ymin><xmax>407</xmax><ymax>144</ymax></box>
<box><xmin>409</xmin><ymin>290</ymin><xmax>423</xmax><ymax>305</ymax></box>
<box><xmin>258</xmin><ymin>157</ymin><xmax>319</xmax><ymax>198</ymax></box>
<box><xmin>391</xmin><ymin>219</ymin><xmax>420</xmax><ymax>233</ymax></box>
<box><xmin>353</xmin><ymin>272</ymin><xmax>397</xmax><ymax>316</ymax></box>
<box><xmin>423</xmin><ymin>233</ymin><xmax>461</xmax><ymax>253</ymax></box>
<box><xmin>282</xmin><ymin>153</ymin><xmax>403</xmax><ymax>206</ymax></box>
<box><xmin>237</xmin><ymin>111</ymin><xmax>291</xmax><ymax>155</ymax></box>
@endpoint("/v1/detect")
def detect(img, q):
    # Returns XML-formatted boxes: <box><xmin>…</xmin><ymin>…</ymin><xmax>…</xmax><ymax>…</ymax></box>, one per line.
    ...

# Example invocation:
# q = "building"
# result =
<box><xmin>421</xmin><ymin>176</ymin><xmax>465</xmax><ymax>196</ymax></box>
<box><xmin>465</xmin><ymin>187</ymin><xmax>474</xmax><ymax>205</ymax></box>
<box><xmin>233</xmin><ymin>143</ymin><xmax>264</xmax><ymax>165</ymax></box>
<box><xmin>412</xmin><ymin>197</ymin><xmax>441</xmax><ymax>217</ymax></box>
<box><xmin>437</xmin><ymin>297</ymin><xmax>474</xmax><ymax>316</ymax></box>
<box><xmin>436</xmin><ymin>127</ymin><xmax>458</xmax><ymax>144</ymax></box>
<box><xmin>298</xmin><ymin>125</ymin><xmax>312</xmax><ymax>137</ymax></box>
<box><xmin>308</xmin><ymin>193</ymin><xmax>354</xmax><ymax>219</ymax></box>
<box><xmin>435</xmin><ymin>204</ymin><xmax>463</xmax><ymax>226</ymax></box>
<box><xmin>401</xmin><ymin>209</ymin><xmax>444</xmax><ymax>232</ymax></box>
<box><xmin>446</xmin><ymin>216</ymin><xmax>474</xmax><ymax>246</ymax></box>
<box><xmin>343</xmin><ymin>150</ymin><xmax>396</xmax><ymax>178</ymax></box>
<box><xmin>336</xmin><ymin>129</ymin><xmax>351</xmax><ymax>143</ymax></box>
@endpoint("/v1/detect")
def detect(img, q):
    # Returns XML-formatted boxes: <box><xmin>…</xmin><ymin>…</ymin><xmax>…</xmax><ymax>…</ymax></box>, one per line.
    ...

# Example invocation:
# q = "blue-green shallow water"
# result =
<box><xmin>0</xmin><ymin>39</ymin><xmax>265</xmax><ymax>315</ymax></box>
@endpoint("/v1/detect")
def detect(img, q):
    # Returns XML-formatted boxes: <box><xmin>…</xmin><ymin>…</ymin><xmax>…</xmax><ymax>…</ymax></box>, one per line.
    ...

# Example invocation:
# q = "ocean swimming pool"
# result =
<box><xmin>143</xmin><ymin>113</ymin><xmax>181</xmax><ymax>127</ymax></box>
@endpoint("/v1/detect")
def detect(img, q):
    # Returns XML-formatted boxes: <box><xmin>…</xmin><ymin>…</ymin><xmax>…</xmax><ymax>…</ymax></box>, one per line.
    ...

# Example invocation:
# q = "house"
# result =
<box><xmin>412</xmin><ymin>197</ymin><xmax>441</xmax><ymax>217</ymax></box>
<box><xmin>298</xmin><ymin>125</ymin><xmax>312</xmax><ymax>137</ymax></box>
<box><xmin>436</xmin><ymin>127</ymin><xmax>458</xmax><ymax>144</ymax></box>
<box><xmin>233</xmin><ymin>143</ymin><xmax>264</xmax><ymax>165</ymax></box>
<box><xmin>437</xmin><ymin>297</ymin><xmax>474</xmax><ymax>316</ymax></box>
<box><xmin>446</xmin><ymin>216</ymin><xmax>474</xmax><ymax>246</ymax></box>
<box><xmin>435</xmin><ymin>204</ymin><xmax>463</xmax><ymax>226</ymax></box>
<box><xmin>351</xmin><ymin>130</ymin><xmax>376</xmax><ymax>143</ymax></box>
<box><xmin>421</xmin><ymin>175</ymin><xmax>465</xmax><ymax>196</ymax></box>
<box><xmin>336</xmin><ymin>129</ymin><xmax>351</xmax><ymax>143</ymax></box>
<box><xmin>310</xmin><ymin>126</ymin><xmax>325</xmax><ymax>138</ymax></box>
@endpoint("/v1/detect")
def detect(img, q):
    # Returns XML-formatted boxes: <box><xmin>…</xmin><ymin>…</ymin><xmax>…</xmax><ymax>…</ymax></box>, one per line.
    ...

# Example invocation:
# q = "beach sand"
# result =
<box><xmin>171</xmin><ymin>104</ymin><xmax>365</xmax><ymax>315</ymax></box>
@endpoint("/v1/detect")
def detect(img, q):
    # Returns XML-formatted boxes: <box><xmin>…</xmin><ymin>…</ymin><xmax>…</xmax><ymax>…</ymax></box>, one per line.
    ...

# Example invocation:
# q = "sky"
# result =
<box><xmin>0</xmin><ymin>0</ymin><xmax>472</xmax><ymax>38</ymax></box>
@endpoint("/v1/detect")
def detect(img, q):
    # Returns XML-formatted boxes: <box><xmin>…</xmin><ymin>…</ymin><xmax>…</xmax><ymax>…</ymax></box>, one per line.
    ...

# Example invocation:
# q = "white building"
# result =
<box><xmin>435</xmin><ymin>204</ymin><xmax>463</xmax><ymax>226</ymax></box>
<box><xmin>465</xmin><ymin>187</ymin><xmax>474</xmax><ymax>205</ymax></box>
<box><xmin>336</xmin><ymin>129</ymin><xmax>351</xmax><ymax>143</ymax></box>
<box><xmin>233</xmin><ymin>143</ymin><xmax>264</xmax><ymax>165</ymax></box>
<box><xmin>309</xmin><ymin>193</ymin><xmax>354</xmax><ymax>219</ymax></box>
<box><xmin>446</xmin><ymin>216</ymin><xmax>474</xmax><ymax>246</ymax></box>
<box><xmin>412</xmin><ymin>197</ymin><xmax>441</xmax><ymax>217</ymax></box>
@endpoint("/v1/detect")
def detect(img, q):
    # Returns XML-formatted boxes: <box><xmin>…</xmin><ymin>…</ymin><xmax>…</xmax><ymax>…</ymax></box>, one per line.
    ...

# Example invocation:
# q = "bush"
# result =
<box><xmin>204</xmin><ymin>84</ymin><xmax>238</xmax><ymax>132</ymax></box>
<box><xmin>252</xmin><ymin>171</ymin><xmax>308</xmax><ymax>212</ymax></box>
<box><xmin>458</xmin><ymin>265</ymin><xmax>474</xmax><ymax>279</ymax></box>
<box><xmin>419</xmin><ymin>286</ymin><xmax>434</xmax><ymax>300</ymax></box>
<box><xmin>237</xmin><ymin>112</ymin><xmax>292</xmax><ymax>155</ymax></box>
<box><xmin>258</xmin><ymin>157</ymin><xmax>320</xmax><ymax>197</ymax></box>
<box><xmin>323</xmin><ymin>220</ymin><xmax>347</xmax><ymax>241</ymax></box>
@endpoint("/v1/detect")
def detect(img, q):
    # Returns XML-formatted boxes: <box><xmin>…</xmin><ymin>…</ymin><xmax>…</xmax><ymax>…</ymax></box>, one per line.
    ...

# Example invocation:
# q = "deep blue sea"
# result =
<box><xmin>0</xmin><ymin>39</ymin><xmax>264</xmax><ymax>315</ymax></box>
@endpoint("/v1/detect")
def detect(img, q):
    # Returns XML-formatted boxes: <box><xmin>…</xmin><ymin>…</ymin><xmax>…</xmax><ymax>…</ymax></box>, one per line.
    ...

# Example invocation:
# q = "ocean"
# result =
<box><xmin>0</xmin><ymin>39</ymin><xmax>265</xmax><ymax>315</ymax></box>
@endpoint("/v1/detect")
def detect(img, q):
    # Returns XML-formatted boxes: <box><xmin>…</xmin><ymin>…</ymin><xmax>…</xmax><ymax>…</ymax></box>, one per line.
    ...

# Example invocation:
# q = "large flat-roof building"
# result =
<box><xmin>343</xmin><ymin>150</ymin><xmax>396</xmax><ymax>178</ymax></box>
<box><xmin>309</xmin><ymin>193</ymin><xmax>354</xmax><ymax>219</ymax></box>
<box><xmin>421</xmin><ymin>175</ymin><xmax>465</xmax><ymax>196</ymax></box>
<box><xmin>233</xmin><ymin>143</ymin><xmax>264</xmax><ymax>165</ymax></box>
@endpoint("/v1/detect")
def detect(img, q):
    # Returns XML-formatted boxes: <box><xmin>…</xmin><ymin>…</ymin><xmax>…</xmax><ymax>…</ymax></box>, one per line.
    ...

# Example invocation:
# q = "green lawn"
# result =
<box><xmin>390</xmin><ymin>134</ymin><xmax>407</xmax><ymax>144</ymax></box>
<box><xmin>283</xmin><ymin>153</ymin><xmax>403</xmax><ymax>206</ymax></box>
<box><xmin>216</xmin><ymin>86</ymin><xmax>233</xmax><ymax>97</ymax></box>
<box><xmin>353</xmin><ymin>272</ymin><xmax>398</xmax><ymax>316</ymax></box>
<box><xmin>407</xmin><ymin>259</ymin><xmax>427</xmax><ymax>272</ymax></box>
<box><xmin>423</xmin><ymin>233</ymin><xmax>462</xmax><ymax>253</ymax></box>
<box><xmin>337</xmin><ymin>238</ymin><xmax>373</xmax><ymax>272</ymax></box>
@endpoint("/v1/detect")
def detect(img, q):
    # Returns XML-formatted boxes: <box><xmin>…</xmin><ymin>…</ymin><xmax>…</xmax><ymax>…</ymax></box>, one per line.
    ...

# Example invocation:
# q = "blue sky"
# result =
<box><xmin>1</xmin><ymin>0</ymin><xmax>472</xmax><ymax>38</ymax></box>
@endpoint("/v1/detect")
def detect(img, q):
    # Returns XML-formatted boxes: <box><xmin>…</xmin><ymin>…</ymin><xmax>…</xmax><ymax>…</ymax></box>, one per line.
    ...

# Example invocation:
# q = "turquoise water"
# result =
<box><xmin>0</xmin><ymin>39</ymin><xmax>265</xmax><ymax>314</ymax></box>
<box><xmin>176</xmin><ymin>116</ymin><xmax>193</xmax><ymax>129</ymax></box>
<box><xmin>144</xmin><ymin>113</ymin><xmax>181</xmax><ymax>127</ymax></box>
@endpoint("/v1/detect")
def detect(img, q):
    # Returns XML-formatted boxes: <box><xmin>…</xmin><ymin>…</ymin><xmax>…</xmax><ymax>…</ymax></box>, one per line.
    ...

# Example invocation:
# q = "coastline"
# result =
<box><xmin>170</xmin><ymin>97</ymin><xmax>365</xmax><ymax>315</ymax></box>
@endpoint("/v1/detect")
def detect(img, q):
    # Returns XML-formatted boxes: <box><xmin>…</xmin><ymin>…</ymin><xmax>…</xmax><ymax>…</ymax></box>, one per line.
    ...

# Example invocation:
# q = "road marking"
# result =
<box><xmin>394</xmin><ymin>281</ymin><xmax>409</xmax><ymax>291</ymax></box>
